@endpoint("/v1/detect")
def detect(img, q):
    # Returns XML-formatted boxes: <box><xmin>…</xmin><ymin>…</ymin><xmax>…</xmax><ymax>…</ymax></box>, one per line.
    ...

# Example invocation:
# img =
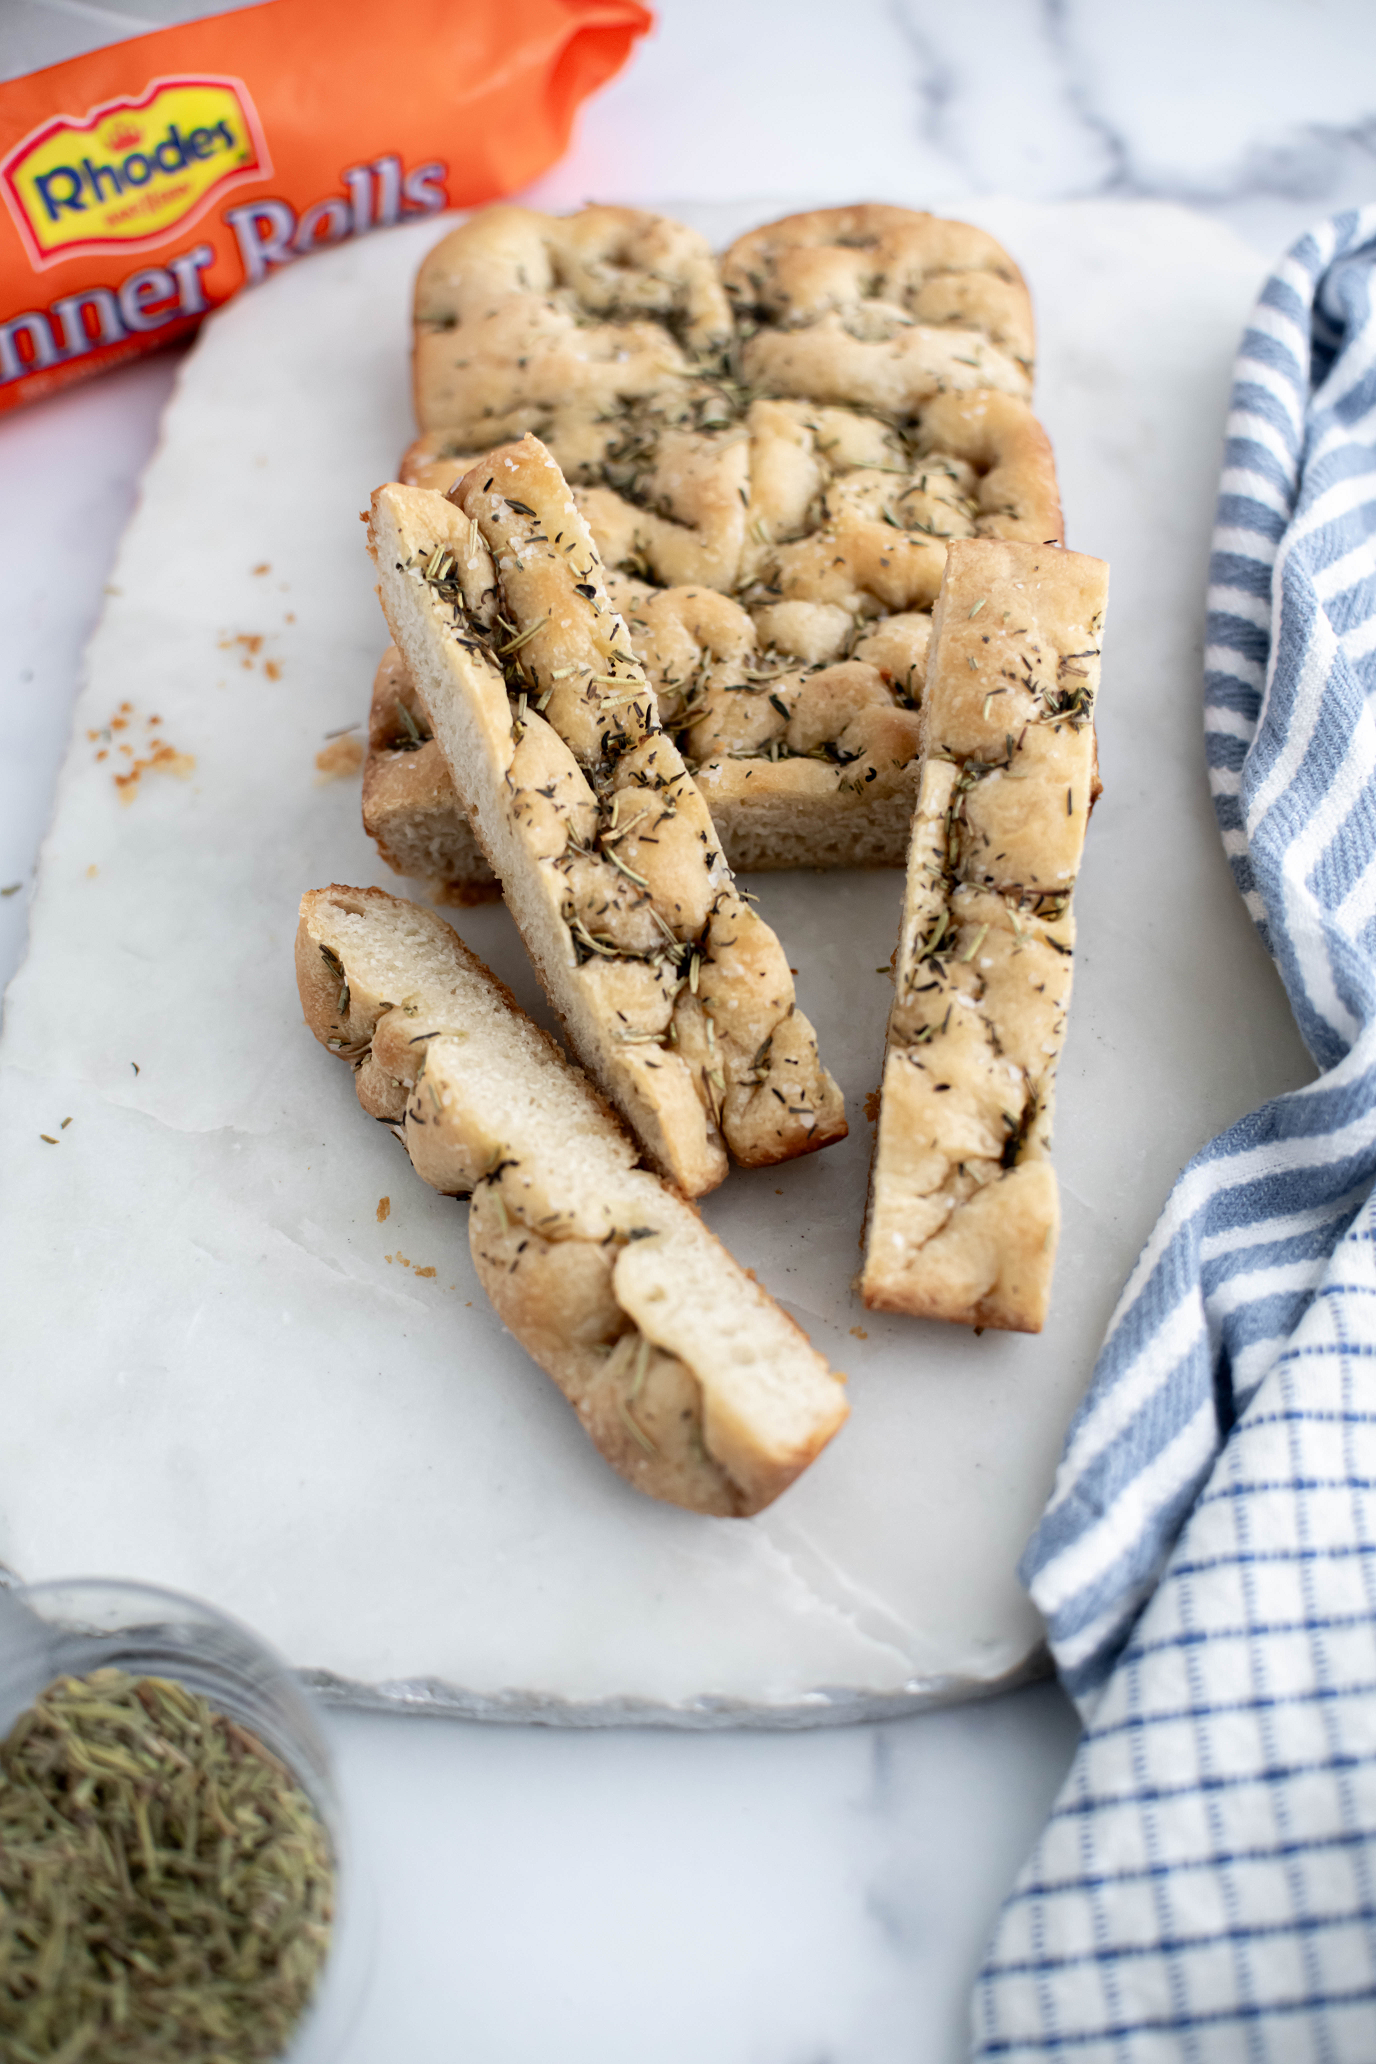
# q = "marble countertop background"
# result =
<box><xmin>2</xmin><ymin>3</ymin><xmax>1373</xmax><ymax>2057</ymax></box>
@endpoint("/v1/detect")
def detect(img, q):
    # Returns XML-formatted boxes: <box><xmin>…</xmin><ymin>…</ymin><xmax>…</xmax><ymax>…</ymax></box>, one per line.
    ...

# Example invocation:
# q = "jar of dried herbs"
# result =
<box><xmin>0</xmin><ymin>1582</ymin><xmax>341</xmax><ymax>2064</ymax></box>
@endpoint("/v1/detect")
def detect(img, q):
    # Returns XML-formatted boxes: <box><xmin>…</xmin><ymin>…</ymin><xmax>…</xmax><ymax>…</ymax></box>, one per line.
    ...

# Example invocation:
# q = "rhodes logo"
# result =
<box><xmin>1</xmin><ymin>75</ymin><xmax>270</xmax><ymax>268</ymax></box>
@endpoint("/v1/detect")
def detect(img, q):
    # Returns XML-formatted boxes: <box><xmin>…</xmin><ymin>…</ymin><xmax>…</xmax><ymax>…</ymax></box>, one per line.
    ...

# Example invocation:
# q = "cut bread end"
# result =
<box><xmin>298</xmin><ymin>884</ymin><xmax>848</xmax><ymax>1514</ymax></box>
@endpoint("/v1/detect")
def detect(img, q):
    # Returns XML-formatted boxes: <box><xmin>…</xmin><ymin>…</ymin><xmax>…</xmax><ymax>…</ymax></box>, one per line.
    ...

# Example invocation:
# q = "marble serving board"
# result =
<box><xmin>0</xmin><ymin>198</ymin><xmax>1314</xmax><ymax>1724</ymax></box>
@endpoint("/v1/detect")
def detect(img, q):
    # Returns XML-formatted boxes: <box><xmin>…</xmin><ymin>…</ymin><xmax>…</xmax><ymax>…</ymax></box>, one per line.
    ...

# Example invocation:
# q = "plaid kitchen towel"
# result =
<box><xmin>974</xmin><ymin>207</ymin><xmax>1376</xmax><ymax>2060</ymax></box>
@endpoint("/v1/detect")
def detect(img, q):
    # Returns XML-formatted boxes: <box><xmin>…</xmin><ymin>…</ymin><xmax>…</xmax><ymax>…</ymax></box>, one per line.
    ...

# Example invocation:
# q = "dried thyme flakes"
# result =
<box><xmin>0</xmin><ymin>1667</ymin><xmax>334</xmax><ymax>2064</ymax></box>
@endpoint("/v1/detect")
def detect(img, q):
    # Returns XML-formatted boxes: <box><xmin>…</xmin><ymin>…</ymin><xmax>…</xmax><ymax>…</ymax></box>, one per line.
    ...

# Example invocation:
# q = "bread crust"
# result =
<box><xmin>367</xmin><ymin>442</ymin><xmax>848</xmax><ymax>1197</ymax></box>
<box><xmin>860</xmin><ymin>539</ymin><xmax>1109</xmax><ymax>1331</ymax></box>
<box><xmin>365</xmin><ymin>204</ymin><xmax>1064</xmax><ymax>900</ymax></box>
<box><xmin>296</xmin><ymin>884</ymin><xmax>848</xmax><ymax>1515</ymax></box>
<box><xmin>362</xmin><ymin>644</ymin><xmax>498</xmax><ymax>898</ymax></box>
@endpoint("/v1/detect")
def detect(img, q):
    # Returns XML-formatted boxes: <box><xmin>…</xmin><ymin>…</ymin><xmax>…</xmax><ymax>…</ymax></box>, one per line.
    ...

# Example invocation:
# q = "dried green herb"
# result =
<box><xmin>393</xmin><ymin>700</ymin><xmax>431</xmax><ymax>750</ymax></box>
<box><xmin>619</xmin><ymin>1335</ymin><xmax>658</xmax><ymax>1456</ymax></box>
<box><xmin>495</xmin><ymin>614</ymin><xmax>549</xmax><ymax>658</ymax></box>
<box><xmin>318</xmin><ymin>943</ymin><xmax>349</xmax><ymax>1019</ymax></box>
<box><xmin>0</xmin><ymin>1667</ymin><xmax>334</xmax><ymax>2064</ymax></box>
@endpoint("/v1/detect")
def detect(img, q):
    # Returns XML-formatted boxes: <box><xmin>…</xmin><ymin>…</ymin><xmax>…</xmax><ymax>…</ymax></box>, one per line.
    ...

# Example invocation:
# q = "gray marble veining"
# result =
<box><xmin>527</xmin><ymin>0</ymin><xmax>1376</xmax><ymax>268</ymax></box>
<box><xmin>891</xmin><ymin>0</ymin><xmax>1376</xmax><ymax>253</ymax></box>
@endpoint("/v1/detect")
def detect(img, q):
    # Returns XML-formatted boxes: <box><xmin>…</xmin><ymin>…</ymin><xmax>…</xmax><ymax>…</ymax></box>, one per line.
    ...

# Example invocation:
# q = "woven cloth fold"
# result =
<box><xmin>974</xmin><ymin>207</ymin><xmax>1376</xmax><ymax>2060</ymax></box>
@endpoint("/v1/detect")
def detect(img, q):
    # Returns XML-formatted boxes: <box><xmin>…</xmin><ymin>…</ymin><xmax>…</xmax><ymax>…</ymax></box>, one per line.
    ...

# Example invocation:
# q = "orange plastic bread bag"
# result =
<box><xmin>0</xmin><ymin>0</ymin><xmax>651</xmax><ymax>414</ymax></box>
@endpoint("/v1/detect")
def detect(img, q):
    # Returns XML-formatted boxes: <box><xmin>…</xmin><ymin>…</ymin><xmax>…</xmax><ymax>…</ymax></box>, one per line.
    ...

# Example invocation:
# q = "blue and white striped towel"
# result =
<box><xmin>975</xmin><ymin>208</ymin><xmax>1376</xmax><ymax>2059</ymax></box>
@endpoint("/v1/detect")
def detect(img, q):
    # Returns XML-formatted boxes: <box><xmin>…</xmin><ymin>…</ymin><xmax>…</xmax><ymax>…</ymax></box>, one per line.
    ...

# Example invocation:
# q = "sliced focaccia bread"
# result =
<box><xmin>861</xmin><ymin>539</ymin><xmax>1108</xmax><ymax>1332</ymax></box>
<box><xmin>387</xmin><ymin>388</ymin><xmax>1062</xmax><ymax>891</ymax></box>
<box><xmin>297</xmin><ymin>885</ymin><xmax>848</xmax><ymax>1516</ymax></box>
<box><xmin>371</xmin><ymin>203</ymin><xmax>1063</xmax><ymax>899</ymax></box>
<box><xmin>368</xmin><ymin>437</ymin><xmax>847</xmax><ymax>1199</ymax></box>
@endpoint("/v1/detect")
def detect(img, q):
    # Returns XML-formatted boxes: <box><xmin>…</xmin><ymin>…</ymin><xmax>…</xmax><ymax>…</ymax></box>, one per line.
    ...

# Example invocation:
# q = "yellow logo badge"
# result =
<box><xmin>1</xmin><ymin>75</ymin><xmax>271</xmax><ymax>269</ymax></box>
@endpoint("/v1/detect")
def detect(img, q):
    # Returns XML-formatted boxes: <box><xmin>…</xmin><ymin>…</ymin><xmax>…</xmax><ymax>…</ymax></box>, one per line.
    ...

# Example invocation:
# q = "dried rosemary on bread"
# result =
<box><xmin>861</xmin><ymin>539</ymin><xmax>1108</xmax><ymax>1332</ymax></box>
<box><xmin>367</xmin><ymin>436</ymin><xmax>847</xmax><ymax>1199</ymax></box>
<box><xmin>297</xmin><ymin>886</ymin><xmax>849</xmax><ymax>1515</ymax></box>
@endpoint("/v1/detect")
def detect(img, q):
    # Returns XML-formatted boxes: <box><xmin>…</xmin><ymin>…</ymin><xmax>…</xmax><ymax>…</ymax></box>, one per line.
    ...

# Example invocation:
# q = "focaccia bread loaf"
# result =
<box><xmin>368</xmin><ymin>437</ymin><xmax>848</xmax><ymax>1199</ymax></box>
<box><xmin>861</xmin><ymin>538</ymin><xmax>1108</xmax><ymax>1332</ymax></box>
<box><xmin>369</xmin><ymin>202</ymin><xmax>1063</xmax><ymax>897</ymax></box>
<box><xmin>297</xmin><ymin>886</ymin><xmax>848</xmax><ymax>1515</ymax></box>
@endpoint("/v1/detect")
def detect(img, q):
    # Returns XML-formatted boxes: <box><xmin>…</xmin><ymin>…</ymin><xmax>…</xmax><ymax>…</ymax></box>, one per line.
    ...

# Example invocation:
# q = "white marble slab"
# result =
<box><xmin>0</xmin><ymin>196</ymin><xmax>1313</xmax><ymax>1721</ymax></box>
<box><xmin>0</xmin><ymin>353</ymin><xmax>178</xmax><ymax>1004</ymax></box>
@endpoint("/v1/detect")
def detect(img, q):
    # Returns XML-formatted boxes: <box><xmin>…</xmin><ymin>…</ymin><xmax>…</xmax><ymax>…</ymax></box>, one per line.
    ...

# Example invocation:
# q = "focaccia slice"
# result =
<box><xmin>298</xmin><ymin>886</ymin><xmax>848</xmax><ymax>1515</ymax></box>
<box><xmin>368</xmin><ymin>438</ymin><xmax>847</xmax><ymax>1199</ymax></box>
<box><xmin>861</xmin><ymin>539</ymin><xmax>1109</xmax><ymax>1332</ymax></box>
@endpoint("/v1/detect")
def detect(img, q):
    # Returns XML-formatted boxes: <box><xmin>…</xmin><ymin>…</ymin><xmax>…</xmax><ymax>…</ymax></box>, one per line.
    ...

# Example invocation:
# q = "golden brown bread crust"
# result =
<box><xmin>861</xmin><ymin>539</ymin><xmax>1109</xmax><ymax>1332</ymax></box>
<box><xmin>296</xmin><ymin>883</ymin><xmax>848</xmax><ymax>1515</ymax></box>
<box><xmin>361</xmin><ymin>690</ymin><xmax>926</xmax><ymax>882</ymax></box>
<box><xmin>362</xmin><ymin>644</ymin><xmax>498</xmax><ymax>898</ymax></box>
<box><xmin>365</xmin><ymin>203</ymin><xmax>1064</xmax><ymax>900</ymax></box>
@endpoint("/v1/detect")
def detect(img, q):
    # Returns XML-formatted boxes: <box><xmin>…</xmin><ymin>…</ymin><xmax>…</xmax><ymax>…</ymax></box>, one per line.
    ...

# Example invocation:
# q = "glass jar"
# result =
<box><xmin>0</xmin><ymin>1575</ymin><xmax>368</xmax><ymax>2064</ymax></box>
